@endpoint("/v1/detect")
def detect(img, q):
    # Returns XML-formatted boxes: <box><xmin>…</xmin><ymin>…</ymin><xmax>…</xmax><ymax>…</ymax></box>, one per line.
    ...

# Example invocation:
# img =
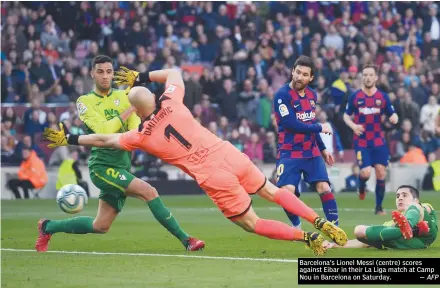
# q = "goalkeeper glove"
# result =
<box><xmin>43</xmin><ymin>122</ymin><xmax>79</xmax><ymax>148</ymax></box>
<box><xmin>114</xmin><ymin>66</ymin><xmax>151</xmax><ymax>92</ymax></box>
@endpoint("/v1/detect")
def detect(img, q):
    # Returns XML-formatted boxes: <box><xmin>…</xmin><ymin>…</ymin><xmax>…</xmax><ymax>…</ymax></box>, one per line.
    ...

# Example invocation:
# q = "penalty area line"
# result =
<box><xmin>1</xmin><ymin>248</ymin><xmax>298</xmax><ymax>263</ymax></box>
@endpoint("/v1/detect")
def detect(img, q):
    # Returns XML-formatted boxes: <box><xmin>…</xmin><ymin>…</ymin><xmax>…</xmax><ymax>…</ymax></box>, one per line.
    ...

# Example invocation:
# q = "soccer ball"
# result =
<box><xmin>56</xmin><ymin>184</ymin><xmax>88</xmax><ymax>214</ymax></box>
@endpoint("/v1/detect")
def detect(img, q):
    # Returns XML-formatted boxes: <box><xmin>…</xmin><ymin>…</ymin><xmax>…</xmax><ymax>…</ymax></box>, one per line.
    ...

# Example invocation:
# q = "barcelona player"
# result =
<box><xmin>343</xmin><ymin>64</ymin><xmax>398</xmax><ymax>215</ymax></box>
<box><xmin>36</xmin><ymin>55</ymin><xmax>204</xmax><ymax>252</ymax></box>
<box><xmin>43</xmin><ymin>67</ymin><xmax>348</xmax><ymax>256</ymax></box>
<box><xmin>273</xmin><ymin>55</ymin><xmax>339</xmax><ymax>229</ymax></box>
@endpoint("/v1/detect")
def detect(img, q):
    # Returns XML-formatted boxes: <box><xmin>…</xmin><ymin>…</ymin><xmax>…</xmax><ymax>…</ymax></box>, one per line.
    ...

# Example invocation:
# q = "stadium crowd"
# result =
<box><xmin>1</xmin><ymin>1</ymin><xmax>440</xmax><ymax>171</ymax></box>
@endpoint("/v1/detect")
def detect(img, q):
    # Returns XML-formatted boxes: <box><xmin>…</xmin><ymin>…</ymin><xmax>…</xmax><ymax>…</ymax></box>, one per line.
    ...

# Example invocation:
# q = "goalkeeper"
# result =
<box><xmin>326</xmin><ymin>185</ymin><xmax>437</xmax><ymax>250</ymax></box>
<box><xmin>35</xmin><ymin>55</ymin><xmax>204</xmax><ymax>252</ymax></box>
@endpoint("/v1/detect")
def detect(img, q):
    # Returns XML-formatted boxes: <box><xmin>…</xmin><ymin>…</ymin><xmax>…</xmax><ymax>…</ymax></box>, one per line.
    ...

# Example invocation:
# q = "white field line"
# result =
<box><xmin>1</xmin><ymin>248</ymin><xmax>298</xmax><ymax>263</ymax></box>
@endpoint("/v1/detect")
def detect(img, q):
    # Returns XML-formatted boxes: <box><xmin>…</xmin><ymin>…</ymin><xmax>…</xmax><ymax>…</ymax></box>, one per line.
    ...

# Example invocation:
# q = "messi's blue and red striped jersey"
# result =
<box><xmin>274</xmin><ymin>84</ymin><xmax>326</xmax><ymax>159</ymax></box>
<box><xmin>345</xmin><ymin>89</ymin><xmax>395</xmax><ymax>148</ymax></box>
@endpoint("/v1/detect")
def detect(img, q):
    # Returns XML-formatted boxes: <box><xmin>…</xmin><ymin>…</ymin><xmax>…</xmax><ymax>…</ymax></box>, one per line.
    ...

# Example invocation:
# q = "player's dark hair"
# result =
<box><xmin>397</xmin><ymin>185</ymin><xmax>420</xmax><ymax>199</ymax></box>
<box><xmin>91</xmin><ymin>55</ymin><xmax>113</xmax><ymax>69</ymax></box>
<box><xmin>361</xmin><ymin>63</ymin><xmax>378</xmax><ymax>74</ymax></box>
<box><xmin>293</xmin><ymin>55</ymin><xmax>315</xmax><ymax>76</ymax></box>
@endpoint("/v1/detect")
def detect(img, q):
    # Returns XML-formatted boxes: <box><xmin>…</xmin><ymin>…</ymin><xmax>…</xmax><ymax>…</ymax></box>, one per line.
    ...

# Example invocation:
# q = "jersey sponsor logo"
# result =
<box><xmin>294</xmin><ymin>104</ymin><xmax>300</xmax><ymax>108</ymax></box>
<box><xmin>142</xmin><ymin>106</ymin><xmax>173</xmax><ymax>135</ymax></box>
<box><xmin>77</xmin><ymin>102</ymin><xmax>87</xmax><ymax>115</ymax></box>
<box><xmin>357</xmin><ymin>100</ymin><xmax>365</xmax><ymax>105</ymax></box>
<box><xmin>119</xmin><ymin>174</ymin><xmax>127</xmax><ymax>181</ymax></box>
<box><xmin>296</xmin><ymin>111</ymin><xmax>315</xmax><ymax>121</ymax></box>
<box><xmin>114</xmin><ymin>100</ymin><xmax>120</xmax><ymax>106</ymax></box>
<box><xmin>165</xmin><ymin>85</ymin><xmax>176</xmax><ymax>94</ymax></box>
<box><xmin>104</xmin><ymin>109</ymin><xmax>120</xmax><ymax>120</ymax></box>
<box><xmin>279</xmin><ymin>104</ymin><xmax>289</xmax><ymax>117</ymax></box>
<box><xmin>359</xmin><ymin>107</ymin><xmax>380</xmax><ymax>115</ymax></box>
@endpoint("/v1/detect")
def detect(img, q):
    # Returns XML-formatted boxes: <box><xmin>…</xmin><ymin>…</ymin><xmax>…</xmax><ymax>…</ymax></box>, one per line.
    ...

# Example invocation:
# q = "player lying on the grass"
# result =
<box><xmin>35</xmin><ymin>55</ymin><xmax>204</xmax><ymax>253</ymax></box>
<box><xmin>43</xmin><ymin>67</ymin><xmax>348</xmax><ymax>256</ymax></box>
<box><xmin>324</xmin><ymin>185</ymin><xmax>437</xmax><ymax>250</ymax></box>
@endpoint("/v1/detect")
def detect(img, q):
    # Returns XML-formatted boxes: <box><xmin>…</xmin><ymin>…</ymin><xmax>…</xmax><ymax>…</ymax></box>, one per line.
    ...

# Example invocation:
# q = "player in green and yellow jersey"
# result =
<box><xmin>36</xmin><ymin>55</ymin><xmax>205</xmax><ymax>252</ymax></box>
<box><xmin>326</xmin><ymin>185</ymin><xmax>437</xmax><ymax>250</ymax></box>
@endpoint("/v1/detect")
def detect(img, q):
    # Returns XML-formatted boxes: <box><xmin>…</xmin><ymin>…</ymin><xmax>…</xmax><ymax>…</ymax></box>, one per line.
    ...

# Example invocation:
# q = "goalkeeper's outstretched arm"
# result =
<box><xmin>71</xmin><ymin>133</ymin><xmax>123</xmax><ymax>150</ymax></box>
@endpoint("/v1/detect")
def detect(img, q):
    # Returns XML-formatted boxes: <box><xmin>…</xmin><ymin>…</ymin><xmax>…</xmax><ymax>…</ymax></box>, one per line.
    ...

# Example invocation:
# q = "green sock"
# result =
<box><xmin>405</xmin><ymin>205</ymin><xmax>421</xmax><ymax>227</ymax></box>
<box><xmin>365</xmin><ymin>225</ymin><xmax>402</xmax><ymax>242</ymax></box>
<box><xmin>147</xmin><ymin>197</ymin><xmax>189</xmax><ymax>245</ymax></box>
<box><xmin>45</xmin><ymin>216</ymin><xmax>95</xmax><ymax>234</ymax></box>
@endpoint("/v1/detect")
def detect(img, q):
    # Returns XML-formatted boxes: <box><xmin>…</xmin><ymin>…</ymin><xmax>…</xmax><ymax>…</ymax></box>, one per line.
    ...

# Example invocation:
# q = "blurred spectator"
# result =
<box><xmin>56</xmin><ymin>149</ymin><xmax>89</xmax><ymax>197</ymax></box>
<box><xmin>59</xmin><ymin>102</ymin><xmax>78</xmax><ymax>122</ymax></box>
<box><xmin>343</xmin><ymin>163</ymin><xmax>360</xmax><ymax>192</ymax></box>
<box><xmin>13</xmin><ymin>135</ymin><xmax>46</xmax><ymax>162</ymax></box>
<box><xmin>217</xmin><ymin>116</ymin><xmax>231</xmax><ymax>140</ymax></box>
<box><xmin>25</xmin><ymin>110</ymin><xmax>48</xmax><ymax>137</ymax></box>
<box><xmin>238</xmin><ymin>117</ymin><xmax>251</xmax><ymax>138</ymax></box>
<box><xmin>244</xmin><ymin>133</ymin><xmax>263</xmax><ymax>165</ymax></box>
<box><xmin>237</xmin><ymin>79</ymin><xmax>259</xmax><ymax>123</ymax></box>
<box><xmin>216</xmin><ymin>79</ymin><xmax>238</xmax><ymax>122</ymax></box>
<box><xmin>256</xmin><ymin>80</ymin><xmax>273</xmax><ymax>129</ymax></box>
<box><xmin>263</xmin><ymin>131</ymin><xmax>277</xmax><ymax>163</ymax></box>
<box><xmin>317</xmin><ymin>110</ymin><xmax>344</xmax><ymax>157</ymax></box>
<box><xmin>420</xmin><ymin>96</ymin><xmax>440</xmax><ymax>134</ymax></box>
<box><xmin>6</xmin><ymin>146</ymin><xmax>48</xmax><ymax>199</ymax></box>
<box><xmin>183</xmin><ymin>71</ymin><xmax>202</xmax><ymax>111</ymax></box>
<box><xmin>400</xmin><ymin>143</ymin><xmax>428</xmax><ymax>164</ymax></box>
<box><xmin>229</xmin><ymin>129</ymin><xmax>244</xmax><ymax>152</ymax></box>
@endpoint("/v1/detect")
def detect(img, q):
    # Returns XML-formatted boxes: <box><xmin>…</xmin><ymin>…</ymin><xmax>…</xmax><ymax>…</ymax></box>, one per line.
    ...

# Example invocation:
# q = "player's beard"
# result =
<box><xmin>292</xmin><ymin>80</ymin><xmax>307</xmax><ymax>91</ymax></box>
<box><xmin>96</xmin><ymin>82</ymin><xmax>111</xmax><ymax>94</ymax></box>
<box><xmin>363</xmin><ymin>81</ymin><xmax>376</xmax><ymax>90</ymax></box>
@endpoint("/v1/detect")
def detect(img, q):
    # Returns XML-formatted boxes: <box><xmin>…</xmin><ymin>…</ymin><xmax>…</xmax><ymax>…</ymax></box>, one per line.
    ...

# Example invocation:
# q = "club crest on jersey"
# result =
<box><xmin>310</xmin><ymin>100</ymin><xmax>316</xmax><ymax>108</ymax></box>
<box><xmin>114</xmin><ymin>100</ymin><xmax>120</xmax><ymax>106</ymax></box>
<box><xmin>279</xmin><ymin>104</ymin><xmax>289</xmax><ymax>117</ymax></box>
<box><xmin>165</xmin><ymin>85</ymin><xmax>176</xmax><ymax>94</ymax></box>
<box><xmin>375</xmin><ymin>99</ymin><xmax>382</xmax><ymax>106</ymax></box>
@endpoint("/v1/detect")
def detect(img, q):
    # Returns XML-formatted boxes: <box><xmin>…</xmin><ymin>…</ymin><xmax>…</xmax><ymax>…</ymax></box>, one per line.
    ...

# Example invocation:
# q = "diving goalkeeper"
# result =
<box><xmin>325</xmin><ymin>185</ymin><xmax>437</xmax><ymax>250</ymax></box>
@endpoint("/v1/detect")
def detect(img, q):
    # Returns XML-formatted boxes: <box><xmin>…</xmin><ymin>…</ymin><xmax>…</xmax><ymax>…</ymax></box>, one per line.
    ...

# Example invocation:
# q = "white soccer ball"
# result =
<box><xmin>56</xmin><ymin>184</ymin><xmax>88</xmax><ymax>214</ymax></box>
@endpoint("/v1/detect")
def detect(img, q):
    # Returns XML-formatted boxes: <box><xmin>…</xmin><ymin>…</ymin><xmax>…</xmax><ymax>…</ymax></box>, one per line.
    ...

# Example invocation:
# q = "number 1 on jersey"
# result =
<box><xmin>164</xmin><ymin>124</ymin><xmax>192</xmax><ymax>151</ymax></box>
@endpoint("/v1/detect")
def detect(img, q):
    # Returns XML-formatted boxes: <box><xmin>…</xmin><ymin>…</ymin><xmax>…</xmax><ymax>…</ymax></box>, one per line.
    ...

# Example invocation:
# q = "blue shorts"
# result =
<box><xmin>275</xmin><ymin>157</ymin><xmax>330</xmax><ymax>192</ymax></box>
<box><xmin>355</xmin><ymin>145</ymin><xmax>389</xmax><ymax>169</ymax></box>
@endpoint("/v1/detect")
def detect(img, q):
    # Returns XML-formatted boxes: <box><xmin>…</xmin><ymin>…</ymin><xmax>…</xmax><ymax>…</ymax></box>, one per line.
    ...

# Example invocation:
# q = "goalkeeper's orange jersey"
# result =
<box><xmin>119</xmin><ymin>82</ymin><xmax>224</xmax><ymax>184</ymax></box>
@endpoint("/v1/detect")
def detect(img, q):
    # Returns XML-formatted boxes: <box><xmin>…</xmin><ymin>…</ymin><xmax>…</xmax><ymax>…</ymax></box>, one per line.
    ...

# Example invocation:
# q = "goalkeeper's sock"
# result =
<box><xmin>405</xmin><ymin>205</ymin><xmax>421</xmax><ymax>227</ymax></box>
<box><xmin>255</xmin><ymin>218</ymin><xmax>304</xmax><ymax>241</ymax></box>
<box><xmin>44</xmin><ymin>216</ymin><xmax>95</xmax><ymax>234</ymax></box>
<box><xmin>283</xmin><ymin>209</ymin><xmax>301</xmax><ymax>227</ymax></box>
<box><xmin>319</xmin><ymin>191</ymin><xmax>339</xmax><ymax>226</ymax></box>
<box><xmin>375</xmin><ymin>180</ymin><xmax>385</xmax><ymax>210</ymax></box>
<box><xmin>147</xmin><ymin>197</ymin><xmax>190</xmax><ymax>245</ymax></box>
<box><xmin>365</xmin><ymin>225</ymin><xmax>402</xmax><ymax>242</ymax></box>
<box><xmin>359</xmin><ymin>176</ymin><xmax>368</xmax><ymax>193</ymax></box>
<box><xmin>274</xmin><ymin>189</ymin><xmax>319</xmax><ymax>224</ymax></box>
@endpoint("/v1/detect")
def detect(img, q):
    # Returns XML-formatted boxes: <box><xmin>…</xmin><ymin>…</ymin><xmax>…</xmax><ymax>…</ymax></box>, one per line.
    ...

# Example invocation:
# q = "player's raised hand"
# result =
<box><xmin>114</xmin><ymin>66</ymin><xmax>139</xmax><ymax>88</ymax></box>
<box><xmin>352</xmin><ymin>124</ymin><xmax>365</xmax><ymax>136</ymax></box>
<box><xmin>42</xmin><ymin>122</ymin><xmax>69</xmax><ymax>148</ymax></box>
<box><xmin>389</xmin><ymin>113</ymin><xmax>398</xmax><ymax>125</ymax></box>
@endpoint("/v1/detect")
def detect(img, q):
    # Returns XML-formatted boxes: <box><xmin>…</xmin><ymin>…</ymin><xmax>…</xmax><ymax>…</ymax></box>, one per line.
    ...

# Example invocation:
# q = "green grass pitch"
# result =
<box><xmin>2</xmin><ymin>192</ymin><xmax>439</xmax><ymax>287</ymax></box>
